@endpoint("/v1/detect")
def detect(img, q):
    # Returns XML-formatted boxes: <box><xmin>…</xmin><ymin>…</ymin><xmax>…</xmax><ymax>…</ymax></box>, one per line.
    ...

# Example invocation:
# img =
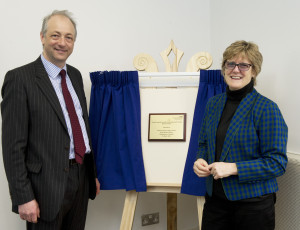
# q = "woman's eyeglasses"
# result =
<box><xmin>225</xmin><ymin>62</ymin><xmax>252</xmax><ymax>71</ymax></box>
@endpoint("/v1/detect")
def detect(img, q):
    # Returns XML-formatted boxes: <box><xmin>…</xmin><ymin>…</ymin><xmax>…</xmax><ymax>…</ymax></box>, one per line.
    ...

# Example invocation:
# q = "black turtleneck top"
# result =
<box><xmin>213</xmin><ymin>79</ymin><xmax>254</xmax><ymax>199</ymax></box>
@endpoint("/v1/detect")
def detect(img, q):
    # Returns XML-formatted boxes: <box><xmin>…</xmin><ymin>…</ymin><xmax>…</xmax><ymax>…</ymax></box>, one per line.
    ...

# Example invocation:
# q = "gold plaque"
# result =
<box><xmin>148</xmin><ymin>113</ymin><xmax>186</xmax><ymax>141</ymax></box>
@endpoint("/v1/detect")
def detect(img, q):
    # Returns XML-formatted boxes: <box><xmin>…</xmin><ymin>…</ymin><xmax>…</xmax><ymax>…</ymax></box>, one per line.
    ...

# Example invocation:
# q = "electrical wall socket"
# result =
<box><xmin>141</xmin><ymin>212</ymin><xmax>159</xmax><ymax>226</ymax></box>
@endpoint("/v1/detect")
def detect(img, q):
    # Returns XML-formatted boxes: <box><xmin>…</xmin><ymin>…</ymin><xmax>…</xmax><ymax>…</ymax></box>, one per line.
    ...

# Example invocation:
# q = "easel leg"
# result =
<box><xmin>120</xmin><ymin>190</ymin><xmax>139</xmax><ymax>230</ymax></box>
<box><xmin>167</xmin><ymin>193</ymin><xmax>177</xmax><ymax>230</ymax></box>
<box><xmin>196</xmin><ymin>196</ymin><xmax>205</xmax><ymax>230</ymax></box>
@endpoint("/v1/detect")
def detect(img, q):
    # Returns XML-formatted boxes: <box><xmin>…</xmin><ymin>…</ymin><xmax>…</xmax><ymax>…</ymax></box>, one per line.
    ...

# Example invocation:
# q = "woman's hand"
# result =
<box><xmin>193</xmin><ymin>158</ymin><xmax>211</xmax><ymax>177</ymax></box>
<box><xmin>208</xmin><ymin>162</ymin><xmax>238</xmax><ymax>180</ymax></box>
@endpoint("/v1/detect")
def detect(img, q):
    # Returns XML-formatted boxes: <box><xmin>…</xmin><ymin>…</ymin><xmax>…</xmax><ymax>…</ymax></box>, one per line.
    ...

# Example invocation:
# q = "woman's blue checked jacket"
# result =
<box><xmin>197</xmin><ymin>88</ymin><xmax>288</xmax><ymax>200</ymax></box>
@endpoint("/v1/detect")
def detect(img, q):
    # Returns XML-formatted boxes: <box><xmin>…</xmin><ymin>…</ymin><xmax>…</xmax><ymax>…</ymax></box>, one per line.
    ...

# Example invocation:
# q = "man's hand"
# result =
<box><xmin>18</xmin><ymin>199</ymin><xmax>40</xmax><ymax>223</ymax></box>
<box><xmin>96</xmin><ymin>178</ymin><xmax>100</xmax><ymax>196</ymax></box>
<box><xmin>193</xmin><ymin>158</ymin><xmax>211</xmax><ymax>177</ymax></box>
<box><xmin>208</xmin><ymin>162</ymin><xmax>238</xmax><ymax>180</ymax></box>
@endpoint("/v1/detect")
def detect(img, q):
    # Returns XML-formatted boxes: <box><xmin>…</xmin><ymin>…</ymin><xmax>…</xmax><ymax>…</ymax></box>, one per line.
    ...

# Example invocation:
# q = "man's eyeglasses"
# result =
<box><xmin>225</xmin><ymin>62</ymin><xmax>252</xmax><ymax>71</ymax></box>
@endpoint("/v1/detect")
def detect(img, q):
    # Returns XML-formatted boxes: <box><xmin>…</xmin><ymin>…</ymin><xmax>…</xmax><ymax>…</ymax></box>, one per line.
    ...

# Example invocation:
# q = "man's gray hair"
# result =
<box><xmin>41</xmin><ymin>10</ymin><xmax>77</xmax><ymax>39</ymax></box>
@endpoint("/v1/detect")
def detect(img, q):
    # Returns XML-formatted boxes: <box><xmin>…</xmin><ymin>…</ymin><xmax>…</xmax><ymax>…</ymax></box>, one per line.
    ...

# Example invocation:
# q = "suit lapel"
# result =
<box><xmin>219</xmin><ymin>89</ymin><xmax>258</xmax><ymax>162</ymax></box>
<box><xmin>67</xmin><ymin>67</ymin><xmax>88</xmax><ymax>121</ymax></box>
<box><xmin>207</xmin><ymin>94</ymin><xmax>226</xmax><ymax>163</ymax></box>
<box><xmin>67</xmin><ymin>68</ymin><xmax>93</xmax><ymax>145</ymax></box>
<box><xmin>34</xmin><ymin>57</ymin><xmax>68</xmax><ymax>132</ymax></box>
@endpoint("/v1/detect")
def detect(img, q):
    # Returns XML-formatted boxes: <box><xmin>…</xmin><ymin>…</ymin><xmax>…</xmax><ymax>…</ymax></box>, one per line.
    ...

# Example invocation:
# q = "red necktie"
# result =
<box><xmin>60</xmin><ymin>69</ymin><xmax>86</xmax><ymax>164</ymax></box>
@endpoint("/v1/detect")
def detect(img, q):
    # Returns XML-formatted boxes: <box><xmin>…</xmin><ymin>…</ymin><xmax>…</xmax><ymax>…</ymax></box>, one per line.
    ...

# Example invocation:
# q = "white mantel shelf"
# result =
<box><xmin>138</xmin><ymin>72</ymin><xmax>200</xmax><ymax>88</ymax></box>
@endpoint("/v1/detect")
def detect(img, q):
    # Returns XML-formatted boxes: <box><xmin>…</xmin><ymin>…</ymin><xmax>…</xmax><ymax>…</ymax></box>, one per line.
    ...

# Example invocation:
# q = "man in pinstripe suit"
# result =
<box><xmin>1</xmin><ymin>10</ymin><xmax>100</xmax><ymax>229</ymax></box>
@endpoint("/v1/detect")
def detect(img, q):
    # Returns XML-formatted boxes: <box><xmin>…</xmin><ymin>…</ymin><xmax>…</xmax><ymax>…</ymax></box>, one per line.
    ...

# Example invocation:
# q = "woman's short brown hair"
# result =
<box><xmin>221</xmin><ymin>40</ymin><xmax>263</xmax><ymax>85</ymax></box>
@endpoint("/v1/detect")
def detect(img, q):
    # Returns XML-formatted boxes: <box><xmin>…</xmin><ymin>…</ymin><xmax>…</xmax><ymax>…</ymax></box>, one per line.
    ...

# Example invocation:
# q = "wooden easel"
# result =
<box><xmin>119</xmin><ymin>184</ymin><xmax>205</xmax><ymax>230</ymax></box>
<box><xmin>122</xmin><ymin>41</ymin><xmax>212</xmax><ymax>230</ymax></box>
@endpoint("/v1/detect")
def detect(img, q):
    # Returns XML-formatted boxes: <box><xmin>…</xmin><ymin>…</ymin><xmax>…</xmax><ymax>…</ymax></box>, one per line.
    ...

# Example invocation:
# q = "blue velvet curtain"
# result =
<box><xmin>89</xmin><ymin>71</ymin><xmax>147</xmax><ymax>192</ymax></box>
<box><xmin>181</xmin><ymin>70</ymin><xmax>226</xmax><ymax>196</ymax></box>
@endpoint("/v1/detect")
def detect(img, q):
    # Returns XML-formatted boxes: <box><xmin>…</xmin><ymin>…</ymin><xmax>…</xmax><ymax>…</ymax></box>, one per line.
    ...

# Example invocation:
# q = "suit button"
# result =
<box><xmin>64</xmin><ymin>167</ymin><xmax>69</xmax><ymax>172</ymax></box>
<box><xmin>65</xmin><ymin>146</ymin><xmax>69</xmax><ymax>151</ymax></box>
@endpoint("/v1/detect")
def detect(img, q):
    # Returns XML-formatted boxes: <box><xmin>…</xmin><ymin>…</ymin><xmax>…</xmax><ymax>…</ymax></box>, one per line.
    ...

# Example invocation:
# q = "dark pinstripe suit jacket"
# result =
<box><xmin>1</xmin><ymin>57</ymin><xmax>97</xmax><ymax>221</ymax></box>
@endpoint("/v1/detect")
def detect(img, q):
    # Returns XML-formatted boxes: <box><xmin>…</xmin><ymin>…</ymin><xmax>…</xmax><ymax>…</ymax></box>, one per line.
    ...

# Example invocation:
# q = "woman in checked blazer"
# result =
<box><xmin>193</xmin><ymin>40</ymin><xmax>288</xmax><ymax>230</ymax></box>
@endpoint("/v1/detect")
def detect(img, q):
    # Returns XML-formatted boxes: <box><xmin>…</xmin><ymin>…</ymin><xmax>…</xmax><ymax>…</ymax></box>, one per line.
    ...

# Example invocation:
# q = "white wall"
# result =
<box><xmin>209</xmin><ymin>0</ymin><xmax>300</xmax><ymax>154</ymax></box>
<box><xmin>0</xmin><ymin>0</ymin><xmax>209</xmax><ymax>229</ymax></box>
<box><xmin>1</xmin><ymin>0</ymin><xmax>299</xmax><ymax>229</ymax></box>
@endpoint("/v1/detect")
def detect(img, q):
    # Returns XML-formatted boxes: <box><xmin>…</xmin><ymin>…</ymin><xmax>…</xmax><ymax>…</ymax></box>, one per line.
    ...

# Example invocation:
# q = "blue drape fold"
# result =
<box><xmin>89</xmin><ymin>71</ymin><xmax>147</xmax><ymax>192</ymax></box>
<box><xmin>181</xmin><ymin>70</ymin><xmax>226</xmax><ymax>196</ymax></box>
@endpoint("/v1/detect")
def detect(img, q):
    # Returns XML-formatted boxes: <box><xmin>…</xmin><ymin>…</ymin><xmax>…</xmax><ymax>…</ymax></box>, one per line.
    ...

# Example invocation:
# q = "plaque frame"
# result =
<box><xmin>148</xmin><ymin>113</ymin><xmax>186</xmax><ymax>141</ymax></box>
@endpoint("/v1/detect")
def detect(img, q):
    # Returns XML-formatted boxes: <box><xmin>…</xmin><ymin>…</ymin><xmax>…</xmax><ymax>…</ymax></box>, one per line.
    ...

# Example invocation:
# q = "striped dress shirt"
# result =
<box><xmin>41</xmin><ymin>54</ymin><xmax>91</xmax><ymax>159</ymax></box>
